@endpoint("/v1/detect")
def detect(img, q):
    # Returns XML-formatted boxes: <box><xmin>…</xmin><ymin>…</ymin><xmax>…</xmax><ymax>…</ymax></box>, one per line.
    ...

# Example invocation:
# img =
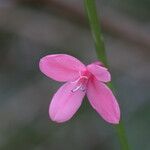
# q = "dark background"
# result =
<box><xmin>0</xmin><ymin>0</ymin><xmax>150</xmax><ymax>150</ymax></box>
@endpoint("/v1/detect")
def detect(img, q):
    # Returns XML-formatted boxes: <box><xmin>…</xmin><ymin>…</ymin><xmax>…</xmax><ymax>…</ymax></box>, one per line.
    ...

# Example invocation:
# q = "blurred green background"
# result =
<box><xmin>0</xmin><ymin>0</ymin><xmax>150</xmax><ymax>150</ymax></box>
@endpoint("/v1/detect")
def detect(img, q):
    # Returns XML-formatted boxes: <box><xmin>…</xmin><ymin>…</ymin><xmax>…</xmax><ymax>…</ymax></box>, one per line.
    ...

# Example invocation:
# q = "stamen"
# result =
<box><xmin>71</xmin><ymin>84</ymin><xmax>82</xmax><ymax>93</ymax></box>
<box><xmin>71</xmin><ymin>69</ymin><xmax>91</xmax><ymax>93</ymax></box>
<box><xmin>71</xmin><ymin>76</ymin><xmax>88</xmax><ymax>93</ymax></box>
<box><xmin>80</xmin><ymin>86</ymin><xmax>87</xmax><ymax>92</ymax></box>
<box><xmin>81</xmin><ymin>76</ymin><xmax>88</xmax><ymax>79</ymax></box>
<box><xmin>71</xmin><ymin>75</ymin><xmax>88</xmax><ymax>83</ymax></box>
<box><xmin>71</xmin><ymin>77</ymin><xmax>81</xmax><ymax>83</ymax></box>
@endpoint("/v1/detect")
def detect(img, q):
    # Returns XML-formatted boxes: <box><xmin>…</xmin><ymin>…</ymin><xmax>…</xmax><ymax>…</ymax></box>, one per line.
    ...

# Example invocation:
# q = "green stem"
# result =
<box><xmin>84</xmin><ymin>0</ymin><xmax>107</xmax><ymax>66</ymax></box>
<box><xmin>84</xmin><ymin>0</ymin><xmax>130</xmax><ymax>150</ymax></box>
<box><xmin>116</xmin><ymin>122</ymin><xmax>130</xmax><ymax>150</ymax></box>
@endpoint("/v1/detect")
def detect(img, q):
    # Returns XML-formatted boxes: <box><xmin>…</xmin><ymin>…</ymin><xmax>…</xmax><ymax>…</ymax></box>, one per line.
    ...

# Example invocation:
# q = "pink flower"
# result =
<box><xmin>39</xmin><ymin>54</ymin><xmax>120</xmax><ymax>124</ymax></box>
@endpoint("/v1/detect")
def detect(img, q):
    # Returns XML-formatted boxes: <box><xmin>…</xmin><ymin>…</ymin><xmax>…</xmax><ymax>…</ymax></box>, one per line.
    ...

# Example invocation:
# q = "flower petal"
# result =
<box><xmin>92</xmin><ymin>61</ymin><xmax>104</xmax><ymax>66</ymax></box>
<box><xmin>39</xmin><ymin>54</ymin><xmax>85</xmax><ymax>82</ymax></box>
<box><xmin>87</xmin><ymin>78</ymin><xmax>120</xmax><ymax>124</ymax></box>
<box><xmin>49</xmin><ymin>82</ymin><xmax>85</xmax><ymax>123</ymax></box>
<box><xmin>87</xmin><ymin>63</ymin><xmax>111</xmax><ymax>82</ymax></box>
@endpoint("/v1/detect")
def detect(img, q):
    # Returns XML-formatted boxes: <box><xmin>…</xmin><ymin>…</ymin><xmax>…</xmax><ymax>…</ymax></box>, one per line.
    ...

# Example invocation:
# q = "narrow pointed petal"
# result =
<box><xmin>49</xmin><ymin>82</ymin><xmax>85</xmax><ymax>123</ymax></box>
<box><xmin>39</xmin><ymin>54</ymin><xmax>85</xmax><ymax>82</ymax></box>
<box><xmin>87</xmin><ymin>63</ymin><xmax>111</xmax><ymax>82</ymax></box>
<box><xmin>92</xmin><ymin>61</ymin><xmax>104</xmax><ymax>66</ymax></box>
<box><xmin>87</xmin><ymin>78</ymin><xmax>120</xmax><ymax>124</ymax></box>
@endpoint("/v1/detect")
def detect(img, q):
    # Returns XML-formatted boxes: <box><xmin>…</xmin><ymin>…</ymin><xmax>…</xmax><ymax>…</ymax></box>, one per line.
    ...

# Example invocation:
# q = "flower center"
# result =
<box><xmin>71</xmin><ymin>70</ymin><xmax>91</xmax><ymax>93</ymax></box>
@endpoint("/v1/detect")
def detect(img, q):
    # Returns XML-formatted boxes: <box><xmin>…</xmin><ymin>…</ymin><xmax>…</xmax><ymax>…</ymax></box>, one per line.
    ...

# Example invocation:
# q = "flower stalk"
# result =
<box><xmin>84</xmin><ymin>0</ymin><xmax>130</xmax><ymax>149</ymax></box>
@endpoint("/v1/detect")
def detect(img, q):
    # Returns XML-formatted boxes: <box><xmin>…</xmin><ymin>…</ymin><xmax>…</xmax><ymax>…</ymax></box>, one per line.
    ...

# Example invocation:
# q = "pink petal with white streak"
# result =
<box><xmin>49</xmin><ymin>82</ymin><xmax>85</xmax><ymax>123</ymax></box>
